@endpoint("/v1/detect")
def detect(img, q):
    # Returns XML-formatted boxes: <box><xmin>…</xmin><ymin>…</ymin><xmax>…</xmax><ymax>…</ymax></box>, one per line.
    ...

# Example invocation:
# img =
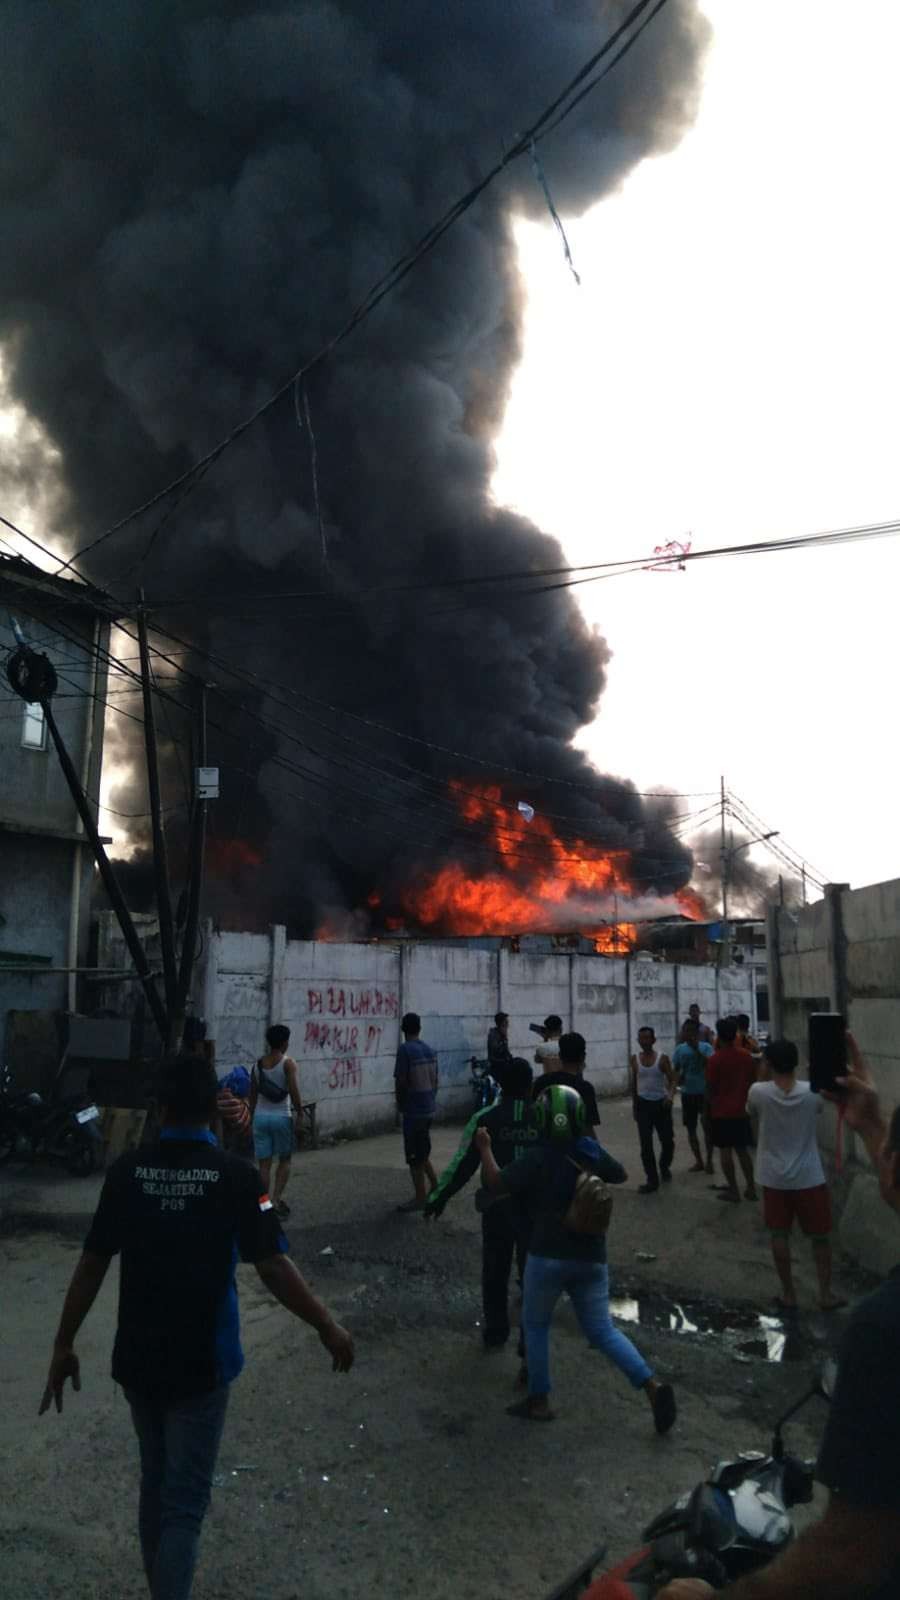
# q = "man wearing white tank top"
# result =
<box><xmin>630</xmin><ymin>1027</ymin><xmax>677</xmax><ymax>1193</ymax></box>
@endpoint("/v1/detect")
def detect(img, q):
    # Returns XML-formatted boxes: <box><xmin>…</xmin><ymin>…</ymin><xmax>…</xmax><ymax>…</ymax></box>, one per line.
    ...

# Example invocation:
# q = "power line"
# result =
<box><xmin>54</xmin><ymin>0</ymin><xmax>672</xmax><ymax>575</ymax></box>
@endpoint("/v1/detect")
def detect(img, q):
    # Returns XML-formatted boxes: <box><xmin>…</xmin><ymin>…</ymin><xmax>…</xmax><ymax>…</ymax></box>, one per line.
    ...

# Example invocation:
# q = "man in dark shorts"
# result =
<box><xmin>672</xmin><ymin>1019</ymin><xmax>714</xmax><ymax>1172</ymax></box>
<box><xmin>705</xmin><ymin>1016</ymin><xmax>757</xmax><ymax>1203</ymax></box>
<box><xmin>532</xmin><ymin>1030</ymin><xmax>601</xmax><ymax>1132</ymax></box>
<box><xmin>38</xmin><ymin>1054</ymin><xmax>353</xmax><ymax>1600</ymax></box>
<box><xmin>394</xmin><ymin>1011</ymin><xmax>439</xmax><ymax>1212</ymax></box>
<box><xmin>658</xmin><ymin>1035</ymin><xmax>900</xmax><ymax>1600</ymax></box>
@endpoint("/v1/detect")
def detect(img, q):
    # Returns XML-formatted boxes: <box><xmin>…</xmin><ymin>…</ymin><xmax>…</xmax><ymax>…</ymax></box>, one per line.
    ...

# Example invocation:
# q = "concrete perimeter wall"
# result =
<box><xmin>768</xmin><ymin>879</ymin><xmax>900</xmax><ymax>1276</ymax></box>
<box><xmin>202</xmin><ymin>927</ymin><xmax>755</xmax><ymax>1139</ymax></box>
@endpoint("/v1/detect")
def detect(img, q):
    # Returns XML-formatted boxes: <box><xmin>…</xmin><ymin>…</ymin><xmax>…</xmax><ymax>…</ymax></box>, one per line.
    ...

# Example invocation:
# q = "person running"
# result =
<box><xmin>394</xmin><ymin>1011</ymin><xmax>439</xmax><ymax>1212</ymax></box>
<box><xmin>39</xmin><ymin>1053</ymin><xmax>353</xmax><ymax>1600</ymax></box>
<box><xmin>672</xmin><ymin>1020</ymin><xmax>714</xmax><ymax>1173</ymax></box>
<box><xmin>474</xmin><ymin>1083</ymin><xmax>676</xmax><ymax>1432</ymax></box>
<box><xmin>533</xmin><ymin>1030</ymin><xmax>601</xmax><ymax>1132</ymax></box>
<box><xmin>630</xmin><ymin>1026</ymin><xmax>676</xmax><ymax>1193</ymax></box>
<box><xmin>486</xmin><ymin>1011</ymin><xmax>512</xmax><ymax>1073</ymax></box>
<box><xmin>249</xmin><ymin>1024</ymin><xmax>302</xmax><ymax>1218</ymax></box>
<box><xmin>749</xmin><ymin>1038</ymin><xmax>846</xmax><ymax>1312</ymax></box>
<box><xmin>425</xmin><ymin>1057</ymin><xmax>535</xmax><ymax>1349</ymax></box>
<box><xmin>706</xmin><ymin>1016</ymin><xmax>758</xmax><ymax>1203</ymax></box>
<box><xmin>533</xmin><ymin>1015</ymin><xmax>564</xmax><ymax>1074</ymax></box>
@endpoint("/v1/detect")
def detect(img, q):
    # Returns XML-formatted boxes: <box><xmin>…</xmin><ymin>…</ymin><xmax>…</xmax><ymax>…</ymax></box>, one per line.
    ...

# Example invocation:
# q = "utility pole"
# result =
<box><xmin>719</xmin><ymin>775</ymin><xmax>728</xmax><ymax>922</ymax></box>
<box><xmin>801</xmin><ymin>865</ymin><xmax>807</xmax><ymax>906</ymax></box>
<box><xmin>137</xmin><ymin>596</ymin><xmax>178</xmax><ymax>1037</ymax></box>
<box><xmin>175</xmin><ymin>682</ymin><xmax>211</xmax><ymax>1029</ymax></box>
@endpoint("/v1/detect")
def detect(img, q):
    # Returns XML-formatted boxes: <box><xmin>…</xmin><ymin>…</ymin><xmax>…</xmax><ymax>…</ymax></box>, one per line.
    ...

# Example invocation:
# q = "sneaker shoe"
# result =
<box><xmin>638</xmin><ymin>1183</ymin><xmax>659</xmax><ymax>1195</ymax></box>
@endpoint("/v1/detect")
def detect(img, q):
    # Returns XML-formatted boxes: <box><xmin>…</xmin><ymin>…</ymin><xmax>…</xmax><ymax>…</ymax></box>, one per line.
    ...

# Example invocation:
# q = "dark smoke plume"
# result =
<box><xmin>688</xmin><ymin>828</ymin><xmax>803</xmax><ymax>916</ymax></box>
<box><xmin>1</xmin><ymin>2</ymin><xmax>710</xmax><ymax>934</ymax></box>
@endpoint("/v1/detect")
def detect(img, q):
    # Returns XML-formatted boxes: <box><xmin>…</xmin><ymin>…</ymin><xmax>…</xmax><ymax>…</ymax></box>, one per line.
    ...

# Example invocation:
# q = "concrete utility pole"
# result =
<box><xmin>719</xmin><ymin>775</ymin><xmax>728</xmax><ymax>921</ymax></box>
<box><xmin>138</xmin><ymin>596</ymin><xmax>179</xmax><ymax>1036</ymax></box>
<box><xmin>174</xmin><ymin>681</ymin><xmax>211</xmax><ymax>1029</ymax></box>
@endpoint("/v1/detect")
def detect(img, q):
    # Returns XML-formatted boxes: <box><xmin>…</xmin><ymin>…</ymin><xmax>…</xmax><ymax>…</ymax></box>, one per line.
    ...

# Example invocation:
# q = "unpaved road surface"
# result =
<box><xmin>0</xmin><ymin>1098</ymin><xmax>860</xmax><ymax>1599</ymax></box>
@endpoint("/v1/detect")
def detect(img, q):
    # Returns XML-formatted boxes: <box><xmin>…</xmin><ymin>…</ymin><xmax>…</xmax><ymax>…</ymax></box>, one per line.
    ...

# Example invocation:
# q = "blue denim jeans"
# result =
<box><xmin>523</xmin><ymin>1255</ymin><xmax>652</xmax><ymax>1397</ymax></box>
<box><xmin>126</xmin><ymin>1384</ymin><xmax>229</xmax><ymax>1600</ymax></box>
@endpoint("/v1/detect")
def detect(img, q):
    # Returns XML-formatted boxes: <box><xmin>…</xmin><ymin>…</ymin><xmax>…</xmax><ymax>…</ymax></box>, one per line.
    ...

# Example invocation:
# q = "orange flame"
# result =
<box><xmin>207</xmin><ymin>838</ymin><xmax>263</xmax><ymax>874</ymax></box>
<box><xmin>401</xmin><ymin>782</ymin><xmax>639</xmax><ymax>944</ymax></box>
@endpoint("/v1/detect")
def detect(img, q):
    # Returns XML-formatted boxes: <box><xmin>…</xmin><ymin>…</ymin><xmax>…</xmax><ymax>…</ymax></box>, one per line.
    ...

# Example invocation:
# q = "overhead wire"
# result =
<box><xmin>54</xmin><ymin>0</ymin><xmax>672</xmax><ymax>577</ymax></box>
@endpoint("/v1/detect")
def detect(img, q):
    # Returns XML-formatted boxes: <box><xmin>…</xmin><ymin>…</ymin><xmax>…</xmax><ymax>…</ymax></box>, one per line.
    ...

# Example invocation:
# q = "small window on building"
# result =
<box><xmin>21</xmin><ymin>702</ymin><xmax>47</xmax><ymax>750</ymax></box>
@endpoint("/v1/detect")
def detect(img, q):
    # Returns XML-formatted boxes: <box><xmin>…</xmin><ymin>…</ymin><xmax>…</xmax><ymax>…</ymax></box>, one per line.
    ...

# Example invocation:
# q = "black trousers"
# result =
<box><xmin>636</xmin><ymin>1097</ymin><xmax>675</xmax><ymax>1187</ymax></box>
<box><xmin>481</xmin><ymin>1203</ymin><xmax>528</xmax><ymax>1348</ymax></box>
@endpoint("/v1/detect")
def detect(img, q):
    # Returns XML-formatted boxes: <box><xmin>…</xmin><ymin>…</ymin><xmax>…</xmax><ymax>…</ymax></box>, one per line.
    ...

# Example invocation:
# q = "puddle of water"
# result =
<box><xmin>610</xmin><ymin>1294</ymin><xmax>803</xmax><ymax>1362</ymax></box>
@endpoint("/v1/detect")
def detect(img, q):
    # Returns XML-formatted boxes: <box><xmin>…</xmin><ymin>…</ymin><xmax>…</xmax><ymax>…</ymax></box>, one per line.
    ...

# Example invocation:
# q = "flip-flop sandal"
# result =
<box><xmin>772</xmin><ymin>1297</ymin><xmax>798</xmax><ymax>1315</ymax></box>
<box><xmin>820</xmin><ymin>1297</ymin><xmax>848</xmax><ymax>1312</ymax></box>
<box><xmin>652</xmin><ymin>1383</ymin><xmax>677</xmax><ymax>1436</ymax></box>
<box><xmin>716</xmin><ymin>1191</ymin><xmax>741</xmax><ymax>1203</ymax></box>
<box><xmin>506</xmin><ymin>1399</ymin><xmax>555</xmax><ymax>1422</ymax></box>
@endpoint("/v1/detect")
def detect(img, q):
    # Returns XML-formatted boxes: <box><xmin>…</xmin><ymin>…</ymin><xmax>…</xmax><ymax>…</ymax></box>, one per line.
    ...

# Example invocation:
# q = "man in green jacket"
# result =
<box><xmin>425</xmin><ymin>1057</ymin><xmax>536</xmax><ymax>1349</ymax></box>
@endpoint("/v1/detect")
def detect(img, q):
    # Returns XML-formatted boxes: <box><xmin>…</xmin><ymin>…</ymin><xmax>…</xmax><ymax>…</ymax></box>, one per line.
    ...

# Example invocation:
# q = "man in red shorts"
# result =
<box><xmin>706</xmin><ymin>1017</ymin><xmax>757</xmax><ymax>1202</ymax></box>
<box><xmin>748</xmin><ymin>1037</ymin><xmax>846</xmax><ymax>1311</ymax></box>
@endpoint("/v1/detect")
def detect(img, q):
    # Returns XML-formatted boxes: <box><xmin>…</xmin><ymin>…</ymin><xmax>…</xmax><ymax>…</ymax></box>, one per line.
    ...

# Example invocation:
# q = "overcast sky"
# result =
<box><xmin>494</xmin><ymin>0</ymin><xmax>900</xmax><ymax>897</ymax></box>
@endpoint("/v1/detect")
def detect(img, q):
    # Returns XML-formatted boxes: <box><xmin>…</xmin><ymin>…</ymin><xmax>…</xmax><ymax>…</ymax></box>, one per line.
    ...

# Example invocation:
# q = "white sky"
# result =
<box><xmin>493</xmin><ymin>0</ymin><xmax>900</xmax><ymax>895</ymax></box>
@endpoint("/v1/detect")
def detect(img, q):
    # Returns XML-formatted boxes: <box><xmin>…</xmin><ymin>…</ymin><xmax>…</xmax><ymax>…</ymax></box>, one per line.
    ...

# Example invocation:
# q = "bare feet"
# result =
<box><xmin>689</xmin><ymin>1162</ymin><xmax>706</xmax><ymax>1173</ymax></box>
<box><xmin>716</xmin><ymin>1190</ymin><xmax>741</xmax><ymax>1203</ymax></box>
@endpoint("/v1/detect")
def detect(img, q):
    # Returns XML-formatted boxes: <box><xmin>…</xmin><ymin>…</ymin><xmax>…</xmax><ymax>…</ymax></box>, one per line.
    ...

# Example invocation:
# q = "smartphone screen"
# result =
<box><xmin>808</xmin><ymin>1013</ymin><xmax>847</xmax><ymax>1096</ymax></box>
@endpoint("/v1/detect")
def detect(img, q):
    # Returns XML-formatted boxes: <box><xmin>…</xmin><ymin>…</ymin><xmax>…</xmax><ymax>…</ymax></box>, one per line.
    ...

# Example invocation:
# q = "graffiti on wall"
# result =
<box><xmin>303</xmin><ymin>989</ymin><xmax>399</xmax><ymax>1092</ymax></box>
<box><xmin>307</xmin><ymin>986</ymin><xmax>399</xmax><ymax>1019</ymax></box>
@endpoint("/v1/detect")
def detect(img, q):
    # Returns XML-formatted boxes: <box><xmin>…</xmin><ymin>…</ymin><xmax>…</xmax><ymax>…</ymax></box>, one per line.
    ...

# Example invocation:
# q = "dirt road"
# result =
<box><xmin>0</xmin><ymin>1097</ymin><xmax>857</xmax><ymax>1599</ymax></box>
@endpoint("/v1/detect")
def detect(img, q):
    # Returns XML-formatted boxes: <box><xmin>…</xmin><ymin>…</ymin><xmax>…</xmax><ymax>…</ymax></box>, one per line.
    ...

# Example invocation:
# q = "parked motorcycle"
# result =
<box><xmin>0</xmin><ymin>1064</ymin><xmax>103</xmax><ymax>1175</ymax></box>
<box><xmin>545</xmin><ymin>1364</ymin><xmax>833</xmax><ymax>1600</ymax></box>
<box><xmin>469</xmin><ymin>1056</ymin><xmax>499</xmax><ymax>1112</ymax></box>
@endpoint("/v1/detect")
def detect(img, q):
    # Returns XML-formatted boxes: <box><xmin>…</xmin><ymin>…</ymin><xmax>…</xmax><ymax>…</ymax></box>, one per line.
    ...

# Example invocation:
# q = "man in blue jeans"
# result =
<box><xmin>475</xmin><ymin>1083</ymin><xmax>676</xmax><ymax>1431</ymax></box>
<box><xmin>39</xmin><ymin>1053</ymin><xmax>354</xmax><ymax>1600</ymax></box>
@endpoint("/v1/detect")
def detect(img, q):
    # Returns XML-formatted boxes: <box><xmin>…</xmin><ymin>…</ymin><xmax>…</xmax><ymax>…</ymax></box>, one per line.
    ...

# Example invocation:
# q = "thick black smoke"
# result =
<box><xmin>1</xmin><ymin>2</ymin><xmax>710</xmax><ymax>934</ymax></box>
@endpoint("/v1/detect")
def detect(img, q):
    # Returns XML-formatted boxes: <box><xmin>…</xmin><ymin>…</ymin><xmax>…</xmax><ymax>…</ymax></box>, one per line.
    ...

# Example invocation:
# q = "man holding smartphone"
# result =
<box><xmin>659</xmin><ymin>1034</ymin><xmax>900</xmax><ymax>1600</ymax></box>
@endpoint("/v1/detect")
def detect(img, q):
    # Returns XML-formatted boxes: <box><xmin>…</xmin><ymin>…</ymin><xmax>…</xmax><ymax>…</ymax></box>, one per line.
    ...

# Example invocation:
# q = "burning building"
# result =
<box><xmin>0</xmin><ymin>2</ymin><xmax>711</xmax><ymax>942</ymax></box>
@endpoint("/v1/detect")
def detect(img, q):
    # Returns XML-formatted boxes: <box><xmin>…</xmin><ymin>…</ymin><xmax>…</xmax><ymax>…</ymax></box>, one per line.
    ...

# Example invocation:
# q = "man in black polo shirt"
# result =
<box><xmin>659</xmin><ymin>1032</ymin><xmax>900</xmax><ymax>1600</ymax></box>
<box><xmin>532</xmin><ymin>1030</ymin><xmax>601</xmax><ymax>1132</ymax></box>
<box><xmin>39</xmin><ymin>1054</ymin><xmax>353</xmax><ymax>1600</ymax></box>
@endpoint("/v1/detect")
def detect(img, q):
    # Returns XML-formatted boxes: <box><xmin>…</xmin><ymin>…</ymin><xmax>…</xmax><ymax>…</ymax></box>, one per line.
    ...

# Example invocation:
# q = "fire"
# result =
<box><xmin>401</xmin><ymin>782</ymin><xmax>640</xmax><ymax>945</ymax></box>
<box><xmin>207</xmin><ymin>838</ymin><xmax>263</xmax><ymax>874</ymax></box>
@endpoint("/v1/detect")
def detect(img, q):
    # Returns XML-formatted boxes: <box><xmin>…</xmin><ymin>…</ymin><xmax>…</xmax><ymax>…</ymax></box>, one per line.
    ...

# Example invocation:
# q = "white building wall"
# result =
<box><xmin>202</xmin><ymin>927</ymin><xmax>755</xmax><ymax>1138</ymax></box>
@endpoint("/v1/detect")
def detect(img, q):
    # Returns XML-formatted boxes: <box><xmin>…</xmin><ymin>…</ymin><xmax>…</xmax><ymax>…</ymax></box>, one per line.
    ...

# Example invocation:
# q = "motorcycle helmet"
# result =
<box><xmin>535</xmin><ymin>1082</ymin><xmax>586</xmax><ymax>1143</ymax></box>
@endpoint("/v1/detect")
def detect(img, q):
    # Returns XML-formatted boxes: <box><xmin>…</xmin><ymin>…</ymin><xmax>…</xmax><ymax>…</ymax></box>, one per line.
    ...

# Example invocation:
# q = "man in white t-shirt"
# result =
<box><xmin>748</xmin><ymin>1037</ymin><xmax>846</xmax><ymax>1312</ymax></box>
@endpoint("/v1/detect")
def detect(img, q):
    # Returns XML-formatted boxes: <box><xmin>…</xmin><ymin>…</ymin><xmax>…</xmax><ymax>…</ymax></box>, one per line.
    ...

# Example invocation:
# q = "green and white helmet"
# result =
<box><xmin>535</xmin><ymin>1082</ymin><xmax>587</xmax><ymax>1144</ymax></box>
